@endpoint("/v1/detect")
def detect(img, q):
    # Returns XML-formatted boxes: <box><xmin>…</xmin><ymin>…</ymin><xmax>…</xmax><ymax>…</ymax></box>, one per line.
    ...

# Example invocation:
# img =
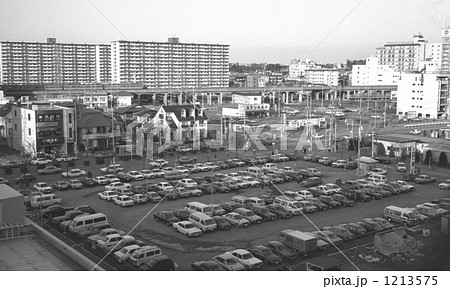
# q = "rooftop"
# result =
<box><xmin>0</xmin><ymin>184</ymin><xmax>23</xmax><ymax>199</ymax></box>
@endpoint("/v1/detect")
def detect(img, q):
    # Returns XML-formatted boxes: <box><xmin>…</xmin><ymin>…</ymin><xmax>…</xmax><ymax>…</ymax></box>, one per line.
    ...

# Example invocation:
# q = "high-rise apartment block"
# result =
<box><xmin>110</xmin><ymin>38</ymin><xmax>229</xmax><ymax>87</ymax></box>
<box><xmin>1</xmin><ymin>37</ymin><xmax>229</xmax><ymax>87</ymax></box>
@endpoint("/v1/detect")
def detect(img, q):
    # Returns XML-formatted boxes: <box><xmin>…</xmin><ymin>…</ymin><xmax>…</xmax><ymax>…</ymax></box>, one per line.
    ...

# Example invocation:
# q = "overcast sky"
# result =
<box><xmin>0</xmin><ymin>0</ymin><xmax>448</xmax><ymax>64</ymax></box>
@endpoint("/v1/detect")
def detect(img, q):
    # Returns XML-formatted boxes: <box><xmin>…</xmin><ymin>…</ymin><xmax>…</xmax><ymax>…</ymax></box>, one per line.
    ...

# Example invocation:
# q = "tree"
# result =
<box><xmin>424</xmin><ymin>150</ymin><xmax>433</xmax><ymax>165</ymax></box>
<box><xmin>376</xmin><ymin>143</ymin><xmax>386</xmax><ymax>156</ymax></box>
<box><xmin>389</xmin><ymin>146</ymin><xmax>395</xmax><ymax>157</ymax></box>
<box><xmin>414</xmin><ymin>151</ymin><xmax>420</xmax><ymax>162</ymax></box>
<box><xmin>348</xmin><ymin>139</ymin><xmax>355</xmax><ymax>151</ymax></box>
<box><xmin>438</xmin><ymin>152</ymin><xmax>448</xmax><ymax>167</ymax></box>
<box><xmin>400</xmin><ymin>148</ymin><xmax>407</xmax><ymax>161</ymax></box>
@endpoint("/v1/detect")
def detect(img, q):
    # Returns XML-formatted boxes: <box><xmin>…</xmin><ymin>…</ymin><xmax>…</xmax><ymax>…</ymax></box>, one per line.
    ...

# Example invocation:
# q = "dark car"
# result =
<box><xmin>266</xmin><ymin>204</ymin><xmax>293</xmax><ymax>219</ymax></box>
<box><xmin>157</xmin><ymin>190</ymin><xmax>179</xmax><ymax>200</ymax></box>
<box><xmin>373</xmin><ymin>156</ymin><xmax>391</xmax><ymax>164</ymax></box>
<box><xmin>317</xmin><ymin>195</ymin><xmax>341</xmax><ymax>208</ymax></box>
<box><xmin>141</xmin><ymin>255</ymin><xmax>177</xmax><ymax>271</ymax></box>
<box><xmin>213</xmin><ymin>216</ymin><xmax>232</xmax><ymax>230</ymax></box>
<box><xmin>305</xmin><ymin>198</ymin><xmax>328</xmax><ymax>211</ymax></box>
<box><xmin>116</xmin><ymin>172</ymin><xmax>133</xmax><ymax>182</ymax></box>
<box><xmin>220</xmin><ymin>201</ymin><xmax>243</xmax><ymax>213</ymax></box>
<box><xmin>330</xmin><ymin>194</ymin><xmax>355</xmax><ymax>207</ymax></box>
<box><xmin>344</xmin><ymin>162</ymin><xmax>358</xmax><ymax>169</ymax></box>
<box><xmin>153</xmin><ymin>211</ymin><xmax>179</xmax><ymax>226</ymax></box>
<box><xmin>342</xmin><ymin>190</ymin><xmax>371</xmax><ymax>202</ymax></box>
<box><xmin>145</xmin><ymin>191</ymin><xmax>162</xmax><ymax>203</ymax></box>
<box><xmin>251</xmin><ymin>205</ymin><xmax>277</xmax><ymax>221</ymax></box>
<box><xmin>380</xmin><ymin>183</ymin><xmax>400</xmax><ymax>195</ymax></box>
<box><xmin>172</xmin><ymin>209</ymin><xmax>191</xmax><ymax>221</ymax></box>
<box><xmin>267</xmin><ymin>241</ymin><xmax>297</xmax><ymax>259</ymax></box>
<box><xmin>77</xmin><ymin>223</ymin><xmax>112</xmax><ymax>238</ymax></box>
<box><xmin>212</xmin><ymin>183</ymin><xmax>231</xmax><ymax>193</ymax></box>
<box><xmin>74</xmin><ymin>205</ymin><xmax>96</xmax><ymax>215</ymax></box>
<box><xmin>371</xmin><ymin>186</ymin><xmax>392</xmax><ymax>197</ymax></box>
<box><xmin>41</xmin><ymin>205</ymin><xmax>74</xmax><ymax>219</ymax></box>
<box><xmin>131</xmin><ymin>185</ymin><xmax>146</xmax><ymax>194</ymax></box>
<box><xmin>214</xmin><ymin>161</ymin><xmax>229</xmax><ymax>170</ymax></box>
<box><xmin>14</xmin><ymin>174</ymin><xmax>36</xmax><ymax>184</ymax></box>
<box><xmin>359</xmin><ymin>188</ymin><xmax>383</xmax><ymax>200</ymax></box>
<box><xmin>284</xmin><ymin>153</ymin><xmax>298</xmax><ymax>161</ymax></box>
<box><xmin>198</xmin><ymin>183</ymin><xmax>215</xmax><ymax>194</ymax></box>
<box><xmin>339</xmin><ymin>223</ymin><xmax>367</xmax><ymax>235</ymax></box>
<box><xmin>402</xmin><ymin>173</ymin><xmax>418</xmax><ymax>182</ymax></box>
<box><xmin>52</xmin><ymin>210</ymin><xmax>85</xmax><ymax>224</ymax></box>
<box><xmin>248</xmin><ymin>245</ymin><xmax>282</xmax><ymax>265</ymax></box>
<box><xmin>1</xmin><ymin>160</ymin><xmax>23</xmax><ymax>168</ymax></box>
<box><xmin>191</xmin><ymin>260</ymin><xmax>224</xmax><ymax>271</ymax></box>
<box><xmin>80</xmin><ymin>178</ymin><xmax>96</xmax><ymax>187</ymax></box>
<box><xmin>300</xmin><ymin>177</ymin><xmax>323</xmax><ymax>187</ymax></box>
<box><xmin>224</xmin><ymin>159</ymin><xmax>239</xmax><ymax>168</ymax></box>
<box><xmin>356</xmin><ymin>219</ymin><xmax>383</xmax><ymax>232</ymax></box>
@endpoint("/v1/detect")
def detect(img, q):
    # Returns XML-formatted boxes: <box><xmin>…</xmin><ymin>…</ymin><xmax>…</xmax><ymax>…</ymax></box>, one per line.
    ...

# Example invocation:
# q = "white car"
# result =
<box><xmin>114</xmin><ymin>195</ymin><xmax>135</xmax><ymax>207</ymax></box>
<box><xmin>127</xmin><ymin>171</ymin><xmax>145</xmax><ymax>181</ymax></box>
<box><xmin>419</xmin><ymin>203</ymin><xmax>448</xmax><ymax>215</ymax></box>
<box><xmin>140</xmin><ymin>169</ymin><xmax>157</xmax><ymax>179</ymax></box>
<box><xmin>157</xmin><ymin>182</ymin><xmax>174</xmax><ymax>191</ymax></box>
<box><xmin>410</xmin><ymin>129</ymin><xmax>422</xmax><ymax>135</ymax></box>
<box><xmin>31</xmin><ymin>158</ymin><xmax>52</xmax><ymax>165</ymax></box>
<box><xmin>296</xmin><ymin>190</ymin><xmax>314</xmax><ymax>199</ymax></box>
<box><xmin>331</xmin><ymin>160</ymin><xmax>347</xmax><ymax>168</ymax></box>
<box><xmin>61</xmin><ymin>169</ymin><xmax>87</xmax><ymax>178</ymax></box>
<box><xmin>173</xmin><ymin>221</ymin><xmax>202</xmax><ymax>237</ymax></box>
<box><xmin>105</xmin><ymin>182</ymin><xmax>128</xmax><ymax>191</ymax></box>
<box><xmin>104</xmin><ymin>174</ymin><xmax>120</xmax><ymax>183</ymax></box>
<box><xmin>151</xmin><ymin>168</ymin><xmax>166</xmax><ymax>177</ymax></box>
<box><xmin>131</xmin><ymin>194</ymin><xmax>148</xmax><ymax>204</ymax></box>
<box><xmin>186</xmin><ymin>187</ymin><xmax>202</xmax><ymax>196</ymax></box>
<box><xmin>324</xmin><ymin>183</ymin><xmax>342</xmax><ymax>193</ymax></box>
<box><xmin>93</xmin><ymin>176</ymin><xmax>109</xmax><ymax>185</ymax></box>
<box><xmin>114</xmin><ymin>244</ymin><xmax>141</xmax><ymax>263</ymax></box>
<box><xmin>231</xmin><ymin>159</ymin><xmax>246</xmax><ymax>166</ymax></box>
<box><xmin>98</xmin><ymin>190</ymin><xmax>119</xmax><ymax>201</ymax></box>
<box><xmin>100</xmin><ymin>164</ymin><xmax>124</xmax><ymax>174</ymax></box>
<box><xmin>96</xmin><ymin>233</ymin><xmax>135</xmax><ymax>251</ymax></box>
<box><xmin>33</xmin><ymin>182</ymin><xmax>52</xmax><ymax>193</ymax></box>
<box><xmin>178</xmin><ymin>178</ymin><xmax>198</xmax><ymax>188</ymax></box>
<box><xmin>312</xmin><ymin>134</ymin><xmax>325</xmax><ymax>139</ymax></box>
<box><xmin>228</xmin><ymin>249</ymin><xmax>263</xmax><ymax>270</ymax></box>
<box><xmin>439</xmin><ymin>179</ymin><xmax>450</xmax><ymax>190</ymax></box>
<box><xmin>368</xmin><ymin>168</ymin><xmax>387</xmax><ymax>175</ymax></box>
<box><xmin>241</xmin><ymin>176</ymin><xmax>260</xmax><ymax>187</ymax></box>
<box><xmin>177</xmin><ymin>146</ymin><xmax>192</xmax><ymax>153</ymax></box>
<box><xmin>212</xmin><ymin>253</ymin><xmax>246</xmax><ymax>271</ymax></box>
<box><xmin>394</xmin><ymin>180</ymin><xmax>415</xmax><ymax>191</ymax></box>
<box><xmin>204</xmin><ymin>162</ymin><xmax>220</xmax><ymax>171</ymax></box>
<box><xmin>397</xmin><ymin>162</ymin><xmax>407</xmax><ymax>172</ymax></box>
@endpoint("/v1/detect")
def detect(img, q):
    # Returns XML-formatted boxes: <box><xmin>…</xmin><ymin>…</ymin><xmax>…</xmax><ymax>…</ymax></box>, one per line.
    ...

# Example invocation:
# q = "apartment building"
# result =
<box><xmin>111</xmin><ymin>37</ymin><xmax>229</xmax><ymax>88</ymax></box>
<box><xmin>0</xmin><ymin>38</ymin><xmax>111</xmax><ymax>84</ymax></box>
<box><xmin>376</xmin><ymin>33</ymin><xmax>427</xmax><ymax>72</ymax></box>
<box><xmin>396</xmin><ymin>72</ymin><xmax>450</xmax><ymax>119</ymax></box>
<box><xmin>305</xmin><ymin>69</ymin><xmax>339</xmax><ymax>86</ymax></box>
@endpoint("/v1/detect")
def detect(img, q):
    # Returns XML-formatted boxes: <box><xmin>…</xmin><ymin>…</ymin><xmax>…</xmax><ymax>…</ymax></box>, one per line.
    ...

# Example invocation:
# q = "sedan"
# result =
<box><xmin>127</xmin><ymin>171</ymin><xmax>145</xmax><ymax>181</ymax></box>
<box><xmin>191</xmin><ymin>261</ymin><xmax>224</xmax><ymax>271</ymax></box>
<box><xmin>93</xmin><ymin>176</ymin><xmax>109</xmax><ymax>185</ymax></box>
<box><xmin>356</xmin><ymin>219</ymin><xmax>383</xmax><ymax>232</ymax></box>
<box><xmin>14</xmin><ymin>173</ymin><xmax>36</xmax><ymax>184</ymax></box>
<box><xmin>153</xmin><ymin>211</ymin><xmax>179</xmax><ymax>226</ymax></box>
<box><xmin>130</xmin><ymin>194</ymin><xmax>148</xmax><ymax>204</ymax></box>
<box><xmin>228</xmin><ymin>249</ymin><xmax>263</xmax><ymax>270</ymax></box>
<box><xmin>414</xmin><ymin>175</ymin><xmax>436</xmax><ymax>184</ymax></box>
<box><xmin>38</xmin><ymin>166</ymin><xmax>63</xmax><ymax>175</ymax></box>
<box><xmin>61</xmin><ymin>169</ymin><xmax>87</xmax><ymax>178</ymax></box>
<box><xmin>173</xmin><ymin>221</ymin><xmax>202</xmax><ymax>238</ymax></box>
<box><xmin>439</xmin><ymin>179</ymin><xmax>450</xmax><ymax>190</ymax></box>
<box><xmin>248</xmin><ymin>245</ymin><xmax>282</xmax><ymax>265</ymax></box>
<box><xmin>31</xmin><ymin>158</ymin><xmax>52</xmax><ymax>165</ymax></box>
<box><xmin>266</xmin><ymin>204</ymin><xmax>293</xmax><ymax>219</ymax></box>
<box><xmin>52</xmin><ymin>181</ymin><xmax>70</xmax><ymax>191</ymax></box>
<box><xmin>212</xmin><ymin>253</ymin><xmax>245</xmax><ymax>271</ymax></box>
<box><xmin>145</xmin><ymin>191</ymin><xmax>162</xmax><ymax>203</ymax></box>
<box><xmin>80</xmin><ymin>178</ymin><xmax>96</xmax><ymax>187</ymax></box>
<box><xmin>172</xmin><ymin>209</ymin><xmax>191</xmax><ymax>221</ymax></box>
<box><xmin>267</xmin><ymin>241</ymin><xmax>297</xmax><ymax>259</ymax></box>
<box><xmin>98</xmin><ymin>191</ymin><xmax>119</xmax><ymax>201</ymax></box>
<box><xmin>68</xmin><ymin>179</ymin><xmax>83</xmax><ymax>189</ymax></box>
<box><xmin>339</xmin><ymin>223</ymin><xmax>367</xmax><ymax>235</ymax></box>
<box><xmin>223</xmin><ymin>212</ymin><xmax>250</xmax><ymax>228</ymax></box>
<box><xmin>311</xmin><ymin>230</ymin><xmax>343</xmax><ymax>245</ymax></box>
<box><xmin>213</xmin><ymin>216</ymin><xmax>232</xmax><ymax>230</ymax></box>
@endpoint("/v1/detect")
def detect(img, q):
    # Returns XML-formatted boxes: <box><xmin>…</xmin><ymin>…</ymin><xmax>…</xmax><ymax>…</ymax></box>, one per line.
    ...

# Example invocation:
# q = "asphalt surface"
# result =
<box><xmin>5</xmin><ymin>151</ymin><xmax>450</xmax><ymax>271</ymax></box>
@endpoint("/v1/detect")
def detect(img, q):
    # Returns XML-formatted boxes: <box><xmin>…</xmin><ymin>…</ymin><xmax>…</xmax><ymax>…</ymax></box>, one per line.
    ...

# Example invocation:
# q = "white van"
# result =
<box><xmin>383</xmin><ymin>206</ymin><xmax>420</xmax><ymax>226</ymax></box>
<box><xmin>246</xmin><ymin>167</ymin><xmax>263</xmax><ymax>178</ymax></box>
<box><xmin>262</xmin><ymin>163</ymin><xmax>277</xmax><ymax>171</ymax></box>
<box><xmin>189</xmin><ymin>212</ymin><xmax>217</xmax><ymax>232</ymax></box>
<box><xmin>185</xmin><ymin>202</ymin><xmax>213</xmax><ymax>216</ymax></box>
<box><xmin>273</xmin><ymin>197</ymin><xmax>303</xmax><ymax>215</ymax></box>
<box><xmin>129</xmin><ymin>246</ymin><xmax>163</xmax><ymax>267</ymax></box>
<box><xmin>68</xmin><ymin>213</ymin><xmax>108</xmax><ymax>233</ymax></box>
<box><xmin>230</xmin><ymin>195</ymin><xmax>251</xmax><ymax>209</ymax></box>
<box><xmin>368</xmin><ymin>174</ymin><xmax>387</xmax><ymax>185</ymax></box>
<box><xmin>30</xmin><ymin>194</ymin><xmax>62</xmax><ymax>208</ymax></box>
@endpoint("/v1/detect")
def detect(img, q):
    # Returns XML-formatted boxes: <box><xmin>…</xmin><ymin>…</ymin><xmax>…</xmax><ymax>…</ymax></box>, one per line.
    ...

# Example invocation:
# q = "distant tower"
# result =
<box><xmin>442</xmin><ymin>28</ymin><xmax>450</xmax><ymax>72</ymax></box>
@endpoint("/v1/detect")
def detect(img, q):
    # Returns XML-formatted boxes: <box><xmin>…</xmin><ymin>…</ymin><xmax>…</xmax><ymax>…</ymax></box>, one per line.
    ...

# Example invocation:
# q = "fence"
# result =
<box><xmin>0</xmin><ymin>224</ymin><xmax>34</xmax><ymax>241</ymax></box>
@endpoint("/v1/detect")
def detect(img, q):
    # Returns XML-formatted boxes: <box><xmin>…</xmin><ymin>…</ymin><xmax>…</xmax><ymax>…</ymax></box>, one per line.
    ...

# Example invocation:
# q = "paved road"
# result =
<box><xmin>9</xmin><ymin>155</ymin><xmax>450</xmax><ymax>271</ymax></box>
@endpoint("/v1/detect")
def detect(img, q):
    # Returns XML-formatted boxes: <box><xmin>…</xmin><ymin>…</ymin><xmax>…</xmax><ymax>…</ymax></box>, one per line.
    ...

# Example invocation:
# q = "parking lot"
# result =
<box><xmin>5</xmin><ymin>150</ymin><xmax>450</xmax><ymax>271</ymax></box>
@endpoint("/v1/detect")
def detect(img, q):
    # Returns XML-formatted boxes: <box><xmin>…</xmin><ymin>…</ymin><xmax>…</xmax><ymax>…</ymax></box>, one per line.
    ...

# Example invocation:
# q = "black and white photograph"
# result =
<box><xmin>0</xmin><ymin>0</ymin><xmax>449</xmax><ymax>286</ymax></box>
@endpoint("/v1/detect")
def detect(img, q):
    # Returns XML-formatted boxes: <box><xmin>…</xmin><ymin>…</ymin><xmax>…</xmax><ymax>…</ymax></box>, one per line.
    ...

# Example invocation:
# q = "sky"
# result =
<box><xmin>0</xmin><ymin>0</ymin><xmax>448</xmax><ymax>64</ymax></box>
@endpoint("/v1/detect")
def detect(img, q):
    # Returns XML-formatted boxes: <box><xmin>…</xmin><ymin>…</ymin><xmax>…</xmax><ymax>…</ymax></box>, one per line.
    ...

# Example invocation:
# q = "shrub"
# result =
<box><xmin>424</xmin><ymin>150</ymin><xmax>433</xmax><ymax>165</ymax></box>
<box><xmin>438</xmin><ymin>152</ymin><xmax>447</xmax><ymax>167</ymax></box>
<box><xmin>376</xmin><ymin>143</ymin><xmax>386</xmax><ymax>156</ymax></box>
<box><xmin>388</xmin><ymin>146</ymin><xmax>395</xmax><ymax>157</ymax></box>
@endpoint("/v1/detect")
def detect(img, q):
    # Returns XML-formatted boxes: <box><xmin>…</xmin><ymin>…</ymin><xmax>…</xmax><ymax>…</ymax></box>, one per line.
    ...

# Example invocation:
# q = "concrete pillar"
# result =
<box><xmin>178</xmin><ymin>93</ymin><xmax>183</xmax><ymax>105</ymax></box>
<box><xmin>193</xmin><ymin>93</ymin><xmax>198</xmax><ymax>104</ymax></box>
<box><xmin>163</xmin><ymin>93</ymin><xmax>168</xmax><ymax>105</ymax></box>
<box><xmin>218</xmin><ymin>93</ymin><xmax>223</xmax><ymax>105</ymax></box>
<box><xmin>207</xmin><ymin>93</ymin><xmax>212</xmax><ymax>106</ymax></box>
<box><xmin>152</xmin><ymin>94</ymin><xmax>156</xmax><ymax>106</ymax></box>
<box><xmin>289</xmin><ymin>92</ymin><xmax>294</xmax><ymax>103</ymax></box>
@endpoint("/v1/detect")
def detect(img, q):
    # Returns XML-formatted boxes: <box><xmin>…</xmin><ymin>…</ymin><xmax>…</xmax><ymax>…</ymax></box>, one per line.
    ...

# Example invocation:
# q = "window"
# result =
<box><xmin>15</xmin><ymin>124</ymin><xmax>17</xmax><ymax>131</ymax></box>
<box><xmin>69</xmin><ymin>128</ymin><xmax>73</xmax><ymax>138</ymax></box>
<box><xmin>181</xmin><ymin>109</ymin><xmax>186</xmax><ymax>118</ymax></box>
<box><xmin>28</xmin><ymin>128</ymin><xmax>31</xmax><ymax>136</ymax></box>
<box><xmin>28</xmin><ymin>114</ymin><xmax>30</xmax><ymax>121</ymax></box>
<box><xmin>14</xmin><ymin>110</ymin><xmax>17</xmax><ymax>117</ymax></box>
<box><xmin>69</xmin><ymin>113</ymin><xmax>72</xmax><ymax>124</ymax></box>
<box><xmin>190</xmin><ymin>109</ymin><xmax>194</xmax><ymax>117</ymax></box>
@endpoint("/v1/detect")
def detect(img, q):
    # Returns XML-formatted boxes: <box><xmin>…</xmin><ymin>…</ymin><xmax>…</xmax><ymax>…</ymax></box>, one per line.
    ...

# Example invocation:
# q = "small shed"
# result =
<box><xmin>354</xmin><ymin>156</ymin><xmax>378</xmax><ymax>176</ymax></box>
<box><xmin>0</xmin><ymin>184</ymin><xmax>25</xmax><ymax>227</ymax></box>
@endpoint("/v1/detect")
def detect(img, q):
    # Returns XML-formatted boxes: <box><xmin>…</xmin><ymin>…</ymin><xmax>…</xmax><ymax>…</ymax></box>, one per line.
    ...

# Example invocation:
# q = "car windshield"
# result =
<box><xmin>184</xmin><ymin>223</ymin><xmax>194</xmax><ymax>229</ymax></box>
<box><xmin>233</xmin><ymin>215</ymin><xmax>243</xmax><ymax>220</ymax></box>
<box><xmin>242</xmin><ymin>253</ymin><xmax>253</xmax><ymax>260</ymax></box>
<box><xmin>261</xmin><ymin>249</ymin><xmax>272</xmax><ymax>256</ymax></box>
<box><xmin>204</xmin><ymin>219</ymin><xmax>215</xmax><ymax>225</ymax></box>
<box><xmin>259</xmin><ymin>208</ymin><xmax>270</xmax><ymax>214</ymax></box>
<box><xmin>225</xmin><ymin>258</ymin><xmax>238</xmax><ymax>265</ymax></box>
<box><xmin>119</xmin><ymin>248</ymin><xmax>128</xmax><ymax>254</ymax></box>
<box><xmin>163</xmin><ymin>212</ymin><xmax>174</xmax><ymax>218</ymax></box>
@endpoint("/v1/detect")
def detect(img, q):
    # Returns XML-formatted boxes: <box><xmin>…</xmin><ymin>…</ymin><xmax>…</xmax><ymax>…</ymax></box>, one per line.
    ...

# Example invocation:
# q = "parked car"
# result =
<box><xmin>212</xmin><ymin>253</ymin><xmax>245</xmax><ymax>271</ymax></box>
<box><xmin>140</xmin><ymin>255</ymin><xmax>178</xmax><ymax>271</ymax></box>
<box><xmin>234</xmin><ymin>208</ymin><xmax>263</xmax><ymax>224</ymax></box>
<box><xmin>130</xmin><ymin>194</ymin><xmax>148</xmax><ymax>205</ymax></box>
<box><xmin>113</xmin><ymin>195</ymin><xmax>135</xmax><ymax>207</ymax></box>
<box><xmin>213</xmin><ymin>216</ymin><xmax>232</xmax><ymax>230</ymax></box>
<box><xmin>300</xmin><ymin>177</ymin><xmax>323</xmax><ymax>187</ymax></box>
<box><xmin>267</xmin><ymin>241</ymin><xmax>297</xmax><ymax>259</ymax></box>
<box><xmin>153</xmin><ymin>211</ymin><xmax>179</xmax><ymax>226</ymax></box>
<box><xmin>322</xmin><ymin>226</ymin><xmax>354</xmax><ymax>240</ymax></box>
<box><xmin>14</xmin><ymin>173</ymin><xmax>36</xmax><ymax>184</ymax></box>
<box><xmin>228</xmin><ymin>249</ymin><xmax>263</xmax><ymax>270</ymax></box>
<box><xmin>317</xmin><ymin>195</ymin><xmax>341</xmax><ymax>208</ymax></box>
<box><xmin>356</xmin><ymin>219</ymin><xmax>383</xmax><ymax>232</ymax></box>
<box><xmin>61</xmin><ymin>169</ymin><xmax>87</xmax><ymax>178</ymax></box>
<box><xmin>397</xmin><ymin>162</ymin><xmax>407</xmax><ymax>172</ymax></box>
<box><xmin>38</xmin><ymin>166</ymin><xmax>63</xmax><ymax>175</ymax></box>
<box><xmin>173</xmin><ymin>221</ymin><xmax>202</xmax><ymax>238</ymax></box>
<box><xmin>223</xmin><ymin>212</ymin><xmax>250</xmax><ymax>228</ymax></box>
<box><xmin>68</xmin><ymin>179</ymin><xmax>84</xmax><ymax>189</ymax></box>
<box><xmin>100</xmin><ymin>164</ymin><xmax>124</xmax><ymax>174</ymax></box>
<box><xmin>310</xmin><ymin>230</ymin><xmax>343</xmax><ymax>245</ymax></box>
<box><xmin>93</xmin><ymin>176</ymin><xmax>109</xmax><ymax>185</ymax></box>
<box><xmin>248</xmin><ymin>245</ymin><xmax>282</xmax><ymax>265</ymax></box>
<box><xmin>266</xmin><ymin>204</ymin><xmax>293</xmax><ymax>219</ymax></box>
<box><xmin>438</xmin><ymin>179</ymin><xmax>450</xmax><ymax>190</ymax></box>
<box><xmin>145</xmin><ymin>191</ymin><xmax>162</xmax><ymax>203</ymax></box>
<box><xmin>339</xmin><ymin>223</ymin><xmax>367</xmax><ymax>235</ymax></box>
<box><xmin>80</xmin><ymin>178</ymin><xmax>96</xmax><ymax>187</ymax></box>
<box><xmin>251</xmin><ymin>205</ymin><xmax>277</xmax><ymax>221</ymax></box>
<box><xmin>52</xmin><ymin>181</ymin><xmax>70</xmax><ymax>191</ymax></box>
<box><xmin>98</xmin><ymin>190</ymin><xmax>119</xmax><ymax>201</ymax></box>
<box><xmin>330</xmin><ymin>194</ymin><xmax>355</xmax><ymax>207</ymax></box>
<box><xmin>331</xmin><ymin>160</ymin><xmax>347</xmax><ymax>168</ymax></box>
<box><xmin>414</xmin><ymin>175</ymin><xmax>436</xmax><ymax>184</ymax></box>
<box><xmin>31</xmin><ymin>158</ymin><xmax>52</xmax><ymax>165</ymax></box>
<box><xmin>33</xmin><ymin>182</ymin><xmax>53</xmax><ymax>193</ymax></box>
<box><xmin>191</xmin><ymin>260</ymin><xmax>224</xmax><ymax>271</ymax></box>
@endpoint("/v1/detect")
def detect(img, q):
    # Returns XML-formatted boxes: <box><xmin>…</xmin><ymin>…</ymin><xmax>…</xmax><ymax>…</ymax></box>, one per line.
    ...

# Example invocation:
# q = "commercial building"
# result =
<box><xmin>352</xmin><ymin>57</ymin><xmax>400</xmax><ymax>86</ymax></box>
<box><xmin>111</xmin><ymin>37</ymin><xmax>229</xmax><ymax>87</ymax></box>
<box><xmin>396</xmin><ymin>72</ymin><xmax>450</xmax><ymax>119</ymax></box>
<box><xmin>222</xmin><ymin>92</ymin><xmax>270</xmax><ymax>118</ymax></box>
<box><xmin>0</xmin><ymin>38</ymin><xmax>111</xmax><ymax>84</ymax></box>
<box><xmin>288</xmin><ymin>59</ymin><xmax>338</xmax><ymax>86</ymax></box>
<box><xmin>0</xmin><ymin>184</ymin><xmax>25</xmax><ymax>227</ymax></box>
<box><xmin>10</xmin><ymin>102</ymin><xmax>76</xmax><ymax>154</ymax></box>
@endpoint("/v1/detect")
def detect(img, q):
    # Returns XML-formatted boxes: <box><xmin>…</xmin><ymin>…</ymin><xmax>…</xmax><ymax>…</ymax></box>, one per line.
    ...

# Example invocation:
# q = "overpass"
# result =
<box><xmin>1</xmin><ymin>84</ymin><xmax>397</xmax><ymax>106</ymax></box>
